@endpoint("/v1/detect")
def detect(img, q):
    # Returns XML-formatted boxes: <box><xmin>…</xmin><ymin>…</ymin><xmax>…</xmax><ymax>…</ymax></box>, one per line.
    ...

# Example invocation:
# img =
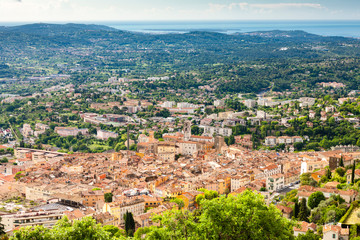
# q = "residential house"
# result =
<box><xmin>323</xmin><ymin>225</ymin><xmax>349</xmax><ymax>240</ymax></box>
<box><xmin>266</xmin><ymin>174</ymin><xmax>285</xmax><ymax>191</ymax></box>
<box><xmin>293</xmin><ymin>221</ymin><xmax>317</xmax><ymax>237</ymax></box>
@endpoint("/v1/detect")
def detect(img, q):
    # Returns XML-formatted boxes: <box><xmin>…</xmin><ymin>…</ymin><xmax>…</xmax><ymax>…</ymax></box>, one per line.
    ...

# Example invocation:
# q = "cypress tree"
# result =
<box><xmin>124</xmin><ymin>211</ymin><xmax>135</xmax><ymax>237</ymax></box>
<box><xmin>340</xmin><ymin>155</ymin><xmax>344</xmax><ymax>167</ymax></box>
<box><xmin>351</xmin><ymin>163</ymin><xmax>356</xmax><ymax>184</ymax></box>
<box><xmin>294</xmin><ymin>200</ymin><xmax>300</xmax><ymax>219</ymax></box>
<box><xmin>326</xmin><ymin>167</ymin><xmax>332</xmax><ymax>180</ymax></box>
<box><xmin>298</xmin><ymin>198</ymin><xmax>309</xmax><ymax>222</ymax></box>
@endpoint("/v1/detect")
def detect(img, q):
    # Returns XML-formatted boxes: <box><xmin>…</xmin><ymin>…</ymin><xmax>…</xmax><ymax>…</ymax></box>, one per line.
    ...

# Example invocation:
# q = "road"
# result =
<box><xmin>277</xmin><ymin>183</ymin><xmax>301</xmax><ymax>195</ymax></box>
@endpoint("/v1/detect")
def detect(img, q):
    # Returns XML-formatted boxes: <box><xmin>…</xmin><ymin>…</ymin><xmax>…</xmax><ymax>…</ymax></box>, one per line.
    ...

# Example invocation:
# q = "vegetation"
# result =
<box><xmin>124</xmin><ymin>211</ymin><xmax>135</xmax><ymax>237</ymax></box>
<box><xmin>11</xmin><ymin>190</ymin><xmax>298</xmax><ymax>240</ymax></box>
<box><xmin>308</xmin><ymin>192</ymin><xmax>326</xmax><ymax>209</ymax></box>
<box><xmin>136</xmin><ymin>190</ymin><xmax>295</xmax><ymax>240</ymax></box>
<box><xmin>310</xmin><ymin>195</ymin><xmax>347</xmax><ymax>225</ymax></box>
<box><xmin>11</xmin><ymin>216</ymin><xmax>126</xmax><ymax>240</ymax></box>
<box><xmin>299</xmin><ymin>198</ymin><xmax>310</xmax><ymax>222</ymax></box>
<box><xmin>104</xmin><ymin>193</ymin><xmax>113</xmax><ymax>203</ymax></box>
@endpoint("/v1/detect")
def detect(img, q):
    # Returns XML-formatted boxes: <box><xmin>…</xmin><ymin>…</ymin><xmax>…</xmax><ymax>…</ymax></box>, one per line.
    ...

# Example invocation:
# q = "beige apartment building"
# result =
<box><xmin>1</xmin><ymin>210</ymin><xmax>64</xmax><ymax>231</ymax></box>
<box><xmin>103</xmin><ymin>198</ymin><xmax>145</xmax><ymax>225</ymax></box>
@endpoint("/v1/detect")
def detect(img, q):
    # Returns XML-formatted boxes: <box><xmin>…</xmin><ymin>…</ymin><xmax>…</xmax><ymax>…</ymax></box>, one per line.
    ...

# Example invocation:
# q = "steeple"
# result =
<box><xmin>183</xmin><ymin>120</ymin><xmax>191</xmax><ymax>141</ymax></box>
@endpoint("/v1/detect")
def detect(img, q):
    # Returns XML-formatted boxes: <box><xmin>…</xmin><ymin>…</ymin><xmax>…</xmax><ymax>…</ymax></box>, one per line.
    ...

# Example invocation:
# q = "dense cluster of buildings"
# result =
<box><xmin>0</xmin><ymin>141</ymin><xmax>358</xmax><ymax>234</ymax></box>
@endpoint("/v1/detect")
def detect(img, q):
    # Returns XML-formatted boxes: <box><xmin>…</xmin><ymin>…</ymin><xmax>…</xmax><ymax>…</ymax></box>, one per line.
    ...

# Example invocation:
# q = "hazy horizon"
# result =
<box><xmin>1</xmin><ymin>20</ymin><xmax>360</xmax><ymax>38</ymax></box>
<box><xmin>0</xmin><ymin>0</ymin><xmax>359</xmax><ymax>22</ymax></box>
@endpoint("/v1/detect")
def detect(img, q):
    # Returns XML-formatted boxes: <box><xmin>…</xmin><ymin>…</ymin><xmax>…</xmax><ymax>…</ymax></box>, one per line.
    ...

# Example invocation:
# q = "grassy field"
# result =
<box><xmin>88</xmin><ymin>144</ymin><xmax>112</xmax><ymax>152</ymax></box>
<box><xmin>343</xmin><ymin>207</ymin><xmax>360</xmax><ymax>225</ymax></box>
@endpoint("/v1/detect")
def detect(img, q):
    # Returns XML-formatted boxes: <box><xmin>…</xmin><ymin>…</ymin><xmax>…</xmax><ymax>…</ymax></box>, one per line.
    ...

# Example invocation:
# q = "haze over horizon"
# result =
<box><xmin>0</xmin><ymin>0</ymin><xmax>359</xmax><ymax>22</ymax></box>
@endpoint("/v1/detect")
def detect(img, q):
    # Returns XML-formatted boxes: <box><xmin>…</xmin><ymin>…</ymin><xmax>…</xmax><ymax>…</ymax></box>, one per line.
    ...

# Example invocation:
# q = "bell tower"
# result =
<box><xmin>183</xmin><ymin>120</ymin><xmax>191</xmax><ymax>141</ymax></box>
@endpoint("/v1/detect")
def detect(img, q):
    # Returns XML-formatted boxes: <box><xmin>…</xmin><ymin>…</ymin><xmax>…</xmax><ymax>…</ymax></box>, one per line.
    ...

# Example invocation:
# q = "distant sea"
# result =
<box><xmin>1</xmin><ymin>20</ymin><xmax>360</xmax><ymax>38</ymax></box>
<box><xmin>102</xmin><ymin>20</ymin><xmax>360</xmax><ymax>38</ymax></box>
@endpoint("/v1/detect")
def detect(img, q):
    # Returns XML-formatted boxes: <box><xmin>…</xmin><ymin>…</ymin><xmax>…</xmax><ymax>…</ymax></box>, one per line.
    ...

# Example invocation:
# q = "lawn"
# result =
<box><xmin>88</xmin><ymin>144</ymin><xmax>112</xmax><ymax>152</ymax></box>
<box><xmin>343</xmin><ymin>207</ymin><xmax>360</xmax><ymax>225</ymax></box>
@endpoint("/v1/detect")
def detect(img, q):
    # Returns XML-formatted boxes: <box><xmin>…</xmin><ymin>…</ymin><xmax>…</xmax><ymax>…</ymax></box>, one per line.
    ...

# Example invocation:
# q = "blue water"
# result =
<box><xmin>1</xmin><ymin>20</ymin><xmax>360</xmax><ymax>38</ymax></box>
<box><xmin>101</xmin><ymin>20</ymin><xmax>360</xmax><ymax>38</ymax></box>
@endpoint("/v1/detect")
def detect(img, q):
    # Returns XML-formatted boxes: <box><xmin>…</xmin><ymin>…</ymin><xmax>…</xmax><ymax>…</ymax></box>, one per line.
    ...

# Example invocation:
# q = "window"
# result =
<box><xmin>333</xmin><ymin>234</ymin><xmax>336</xmax><ymax>238</ymax></box>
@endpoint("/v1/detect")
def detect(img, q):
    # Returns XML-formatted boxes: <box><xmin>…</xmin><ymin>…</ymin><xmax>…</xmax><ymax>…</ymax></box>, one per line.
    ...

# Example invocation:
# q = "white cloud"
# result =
<box><xmin>207</xmin><ymin>3</ymin><xmax>227</xmax><ymax>12</ymax></box>
<box><xmin>251</xmin><ymin>3</ymin><xmax>324</xmax><ymax>9</ymax></box>
<box><xmin>229</xmin><ymin>3</ymin><xmax>249</xmax><ymax>10</ymax></box>
<box><xmin>0</xmin><ymin>0</ymin><xmax>351</xmax><ymax>22</ymax></box>
<box><xmin>208</xmin><ymin>2</ymin><xmax>324</xmax><ymax>11</ymax></box>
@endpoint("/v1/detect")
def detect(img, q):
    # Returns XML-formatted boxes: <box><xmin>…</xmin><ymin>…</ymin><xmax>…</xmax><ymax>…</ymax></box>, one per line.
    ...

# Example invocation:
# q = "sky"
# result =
<box><xmin>0</xmin><ymin>0</ymin><xmax>359</xmax><ymax>22</ymax></box>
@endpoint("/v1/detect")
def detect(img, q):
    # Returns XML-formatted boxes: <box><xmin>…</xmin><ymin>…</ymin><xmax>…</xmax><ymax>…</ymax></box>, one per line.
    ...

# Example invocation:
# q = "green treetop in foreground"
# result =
<box><xmin>11</xmin><ymin>190</ymin><xmax>296</xmax><ymax>240</ymax></box>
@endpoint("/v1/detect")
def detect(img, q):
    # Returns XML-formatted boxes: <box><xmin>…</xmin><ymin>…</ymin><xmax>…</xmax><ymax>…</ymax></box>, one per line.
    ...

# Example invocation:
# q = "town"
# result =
<box><xmin>0</xmin><ymin>73</ymin><xmax>359</xmax><ymax>239</ymax></box>
<box><xmin>0</xmin><ymin>20</ymin><xmax>360</xmax><ymax>239</ymax></box>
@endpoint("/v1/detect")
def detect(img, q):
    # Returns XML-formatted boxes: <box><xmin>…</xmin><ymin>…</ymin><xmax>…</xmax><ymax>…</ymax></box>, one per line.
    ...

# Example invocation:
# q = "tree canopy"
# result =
<box><xmin>308</xmin><ymin>191</ymin><xmax>326</xmax><ymax>209</ymax></box>
<box><xmin>137</xmin><ymin>190</ymin><xmax>295</xmax><ymax>240</ymax></box>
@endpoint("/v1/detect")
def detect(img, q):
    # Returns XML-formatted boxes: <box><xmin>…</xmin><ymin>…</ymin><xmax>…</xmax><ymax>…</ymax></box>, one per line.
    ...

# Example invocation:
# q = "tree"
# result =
<box><xmin>114</xmin><ymin>143</ymin><xmax>123</xmax><ymax>152</ymax></box>
<box><xmin>11</xmin><ymin>216</ymin><xmax>118</xmax><ymax>240</ymax></box>
<box><xmin>124</xmin><ymin>211</ymin><xmax>135</xmax><ymax>237</ymax></box>
<box><xmin>204</xmin><ymin>190</ymin><xmax>218</xmax><ymax>200</ymax></box>
<box><xmin>103</xmin><ymin>225</ymin><xmax>124</xmax><ymax>238</ymax></box>
<box><xmin>136</xmin><ymin>190</ymin><xmax>295</xmax><ymax>240</ymax></box>
<box><xmin>156</xmin><ymin>109</ymin><xmax>170</xmax><ymax>118</ymax></box>
<box><xmin>195</xmin><ymin>194</ymin><xmax>205</xmax><ymax>205</ymax></box>
<box><xmin>326</xmin><ymin>167</ymin><xmax>332</xmax><ymax>180</ymax></box>
<box><xmin>352</xmin><ymin>163</ymin><xmax>356</xmax><ymax>184</ymax></box>
<box><xmin>104</xmin><ymin>193</ymin><xmax>113</xmax><ymax>203</ymax></box>
<box><xmin>335</xmin><ymin>167</ymin><xmax>346</xmax><ymax>177</ymax></box>
<box><xmin>294</xmin><ymin>142</ymin><xmax>304</xmax><ymax>151</ymax></box>
<box><xmin>340</xmin><ymin>155</ymin><xmax>344</xmax><ymax>167</ymax></box>
<box><xmin>294</xmin><ymin>200</ymin><xmax>300</xmax><ymax>219</ymax></box>
<box><xmin>299</xmin><ymin>198</ymin><xmax>310</xmax><ymax>222</ymax></box>
<box><xmin>228</xmin><ymin>135</ymin><xmax>235</xmax><ymax>145</ymax></box>
<box><xmin>199</xmin><ymin>190</ymin><xmax>294</xmax><ymax>239</ymax></box>
<box><xmin>170</xmin><ymin>198</ymin><xmax>184</xmax><ymax>209</ymax></box>
<box><xmin>308</xmin><ymin>191</ymin><xmax>326</xmax><ymax>209</ymax></box>
<box><xmin>191</xmin><ymin>125</ymin><xmax>204</xmax><ymax>136</ymax></box>
<box><xmin>296</xmin><ymin>230</ymin><xmax>321</xmax><ymax>240</ymax></box>
<box><xmin>300</xmin><ymin>173</ymin><xmax>317</xmax><ymax>187</ymax></box>
<box><xmin>0</xmin><ymin>217</ymin><xmax>4</xmax><ymax>237</ymax></box>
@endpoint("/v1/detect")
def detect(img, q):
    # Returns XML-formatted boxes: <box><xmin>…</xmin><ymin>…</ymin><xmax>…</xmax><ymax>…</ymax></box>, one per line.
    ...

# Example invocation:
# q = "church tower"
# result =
<box><xmin>183</xmin><ymin>120</ymin><xmax>191</xmax><ymax>141</ymax></box>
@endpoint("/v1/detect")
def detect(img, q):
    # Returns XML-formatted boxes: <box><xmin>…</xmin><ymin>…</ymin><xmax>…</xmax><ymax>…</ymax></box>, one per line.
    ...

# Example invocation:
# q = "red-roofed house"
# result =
<box><xmin>276</xmin><ymin>205</ymin><xmax>293</xmax><ymax>219</ymax></box>
<box><xmin>293</xmin><ymin>221</ymin><xmax>317</xmax><ymax>237</ymax></box>
<box><xmin>323</xmin><ymin>224</ymin><xmax>349</xmax><ymax>240</ymax></box>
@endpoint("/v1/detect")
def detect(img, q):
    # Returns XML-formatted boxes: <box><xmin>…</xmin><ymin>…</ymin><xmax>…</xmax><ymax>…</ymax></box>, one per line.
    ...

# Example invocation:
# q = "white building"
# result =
<box><xmin>200</xmin><ymin>126</ymin><xmax>232</xmax><ymax>137</ymax></box>
<box><xmin>108</xmin><ymin>77</ymin><xmax>119</xmax><ymax>83</ymax></box>
<box><xmin>256</xmin><ymin>110</ymin><xmax>267</xmax><ymax>119</ymax></box>
<box><xmin>214</xmin><ymin>100</ymin><xmax>225</xmax><ymax>107</ymax></box>
<box><xmin>266</xmin><ymin>173</ymin><xmax>285</xmax><ymax>191</ymax></box>
<box><xmin>264</xmin><ymin>136</ymin><xmax>277</xmax><ymax>146</ymax></box>
<box><xmin>22</xmin><ymin>124</ymin><xmax>34</xmax><ymax>137</ymax></box>
<box><xmin>97</xmin><ymin>129</ymin><xmax>118</xmax><ymax>140</ymax></box>
<box><xmin>230</xmin><ymin>175</ymin><xmax>251</xmax><ymax>192</ymax></box>
<box><xmin>309</xmin><ymin>111</ymin><xmax>316</xmax><ymax>119</ymax></box>
<box><xmin>299</xmin><ymin>97</ymin><xmax>316</xmax><ymax>107</ymax></box>
<box><xmin>55</xmin><ymin>127</ymin><xmax>88</xmax><ymax>137</ymax></box>
<box><xmin>1</xmin><ymin>210</ymin><xmax>64</xmax><ymax>231</ymax></box>
<box><xmin>244</xmin><ymin>99</ymin><xmax>256</xmax><ymax>108</ymax></box>
<box><xmin>161</xmin><ymin>101</ymin><xmax>175</xmax><ymax>108</ymax></box>
<box><xmin>103</xmin><ymin>198</ymin><xmax>145</xmax><ymax>225</ymax></box>
<box><xmin>177</xmin><ymin>102</ymin><xmax>199</xmax><ymax>109</ymax></box>
<box><xmin>35</xmin><ymin>123</ymin><xmax>50</xmax><ymax>131</ymax></box>
<box><xmin>325</xmin><ymin>106</ymin><xmax>335</xmax><ymax>113</ymax></box>
<box><xmin>178</xmin><ymin>141</ymin><xmax>198</xmax><ymax>155</ymax></box>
